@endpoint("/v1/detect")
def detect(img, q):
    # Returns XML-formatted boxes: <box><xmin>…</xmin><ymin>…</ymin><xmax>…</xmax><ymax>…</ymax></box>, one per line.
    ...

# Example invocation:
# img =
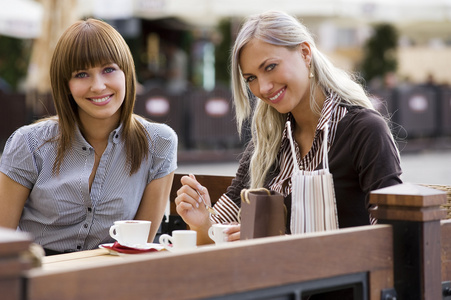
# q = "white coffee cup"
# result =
<box><xmin>109</xmin><ymin>220</ymin><xmax>151</xmax><ymax>247</ymax></box>
<box><xmin>208</xmin><ymin>224</ymin><xmax>234</xmax><ymax>245</ymax></box>
<box><xmin>159</xmin><ymin>230</ymin><xmax>197</xmax><ymax>252</ymax></box>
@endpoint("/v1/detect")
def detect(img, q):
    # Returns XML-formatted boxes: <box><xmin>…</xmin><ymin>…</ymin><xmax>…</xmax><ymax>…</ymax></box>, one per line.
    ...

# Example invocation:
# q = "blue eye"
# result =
<box><xmin>104</xmin><ymin>67</ymin><xmax>115</xmax><ymax>74</ymax></box>
<box><xmin>245</xmin><ymin>76</ymin><xmax>256</xmax><ymax>83</ymax></box>
<box><xmin>266</xmin><ymin>63</ymin><xmax>276</xmax><ymax>71</ymax></box>
<box><xmin>74</xmin><ymin>72</ymin><xmax>88</xmax><ymax>78</ymax></box>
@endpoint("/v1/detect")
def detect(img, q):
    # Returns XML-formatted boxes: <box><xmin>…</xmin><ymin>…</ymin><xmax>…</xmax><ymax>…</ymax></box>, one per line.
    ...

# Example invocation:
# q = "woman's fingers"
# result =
<box><xmin>223</xmin><ymin>224</ymin><xmax>241</xmax><ymax>242</ymax></box>
<box><xmin>175</xmin><ymin>190</ymin><xmax>199</xmax><ymax>209</ymax></box>
<box><xmin>179</xmin><ymin>174</ymin><xmax>213</xmax><ymax>206</ymax></box>
<box><xmin>180</xmin><ymin>174</ymin><xmax>204</xmax><ymax>194</ymax></box>
<box><xmin>176</xmin><ymin>181</ymin><xmax>202</xmax><ymax>206</ymax></box>
<box><xmin>175</xmin><ymin>174</ymin><xmax>216</xmax><ymax>229</ymax></box>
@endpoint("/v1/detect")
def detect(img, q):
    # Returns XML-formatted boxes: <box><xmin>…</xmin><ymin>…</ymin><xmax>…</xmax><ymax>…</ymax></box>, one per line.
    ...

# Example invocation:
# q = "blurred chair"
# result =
<box><xmin>188</xmin><ymin>86</ymin><xmax>241</xmax><ymax>149</ymax></box>
<box><xmin>396</xmin><ymin>86</ymin><xmax>438</xmax><ymax>138</ymax></box>
<box><xmin>440</xmin><ymin>87</ymin><xmax>451</xmax><ymax>136</ymax></box>
<box><xmin>0</xmin><ymin>92</ymin><xmax>27</xmax><ymax>148</ymax></box>
<box><xmin>134</xmin><ymin>87</ymin><xmax>187</xmax><ymax>147</ymax></box>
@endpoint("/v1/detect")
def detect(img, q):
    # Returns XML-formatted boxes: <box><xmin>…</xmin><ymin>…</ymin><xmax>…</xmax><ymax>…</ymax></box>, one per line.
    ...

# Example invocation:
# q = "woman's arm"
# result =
<box><xmin>0</xmin><ymin>172</ymin><xmax>30</xmax><ymax>229</ymax></box>
<box><xmin>134</xmin><ymin>171</ymin><xmax>175</xmax><ymax>243</ymax></box>
<box><xmin>175</xmin><ymin>174</ymin><xmax>214</xmax><ymax>245</ymax></box>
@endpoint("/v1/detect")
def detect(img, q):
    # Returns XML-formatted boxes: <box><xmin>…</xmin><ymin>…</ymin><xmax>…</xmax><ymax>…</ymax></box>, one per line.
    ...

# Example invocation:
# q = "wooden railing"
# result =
<box><xmin>23</xmin><ymin>225</ymin><xmax>394</xmax><ymax>300</ymax></box>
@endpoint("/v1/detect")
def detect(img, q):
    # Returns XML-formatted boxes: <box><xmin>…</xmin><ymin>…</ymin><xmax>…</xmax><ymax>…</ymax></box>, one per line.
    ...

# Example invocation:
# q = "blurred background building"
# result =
<box><xmin>1</xmin><ymin>0</ymin><xmax>451</xmax><ymax>159</ymax></box>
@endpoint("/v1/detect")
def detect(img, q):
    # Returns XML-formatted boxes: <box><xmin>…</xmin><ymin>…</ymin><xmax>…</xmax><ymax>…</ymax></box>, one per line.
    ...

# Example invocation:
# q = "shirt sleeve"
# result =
<box><xmin>210</xmin><ymin>194</ymin><xmax>240</xmax><ymax>224</ymax></box>
<box><xmin>348</xmin><ymin>108</ymin><xmax>403</xmax><ymax>197</ymax></box>
<box><xmin>209</xmin><ymin>142</ymin><xmax>254</xmax><ymax>223</ymax></box>
<box><xmin>0</xmin><ymin>127</ymin><xmax>38</xmax><ymax>189</ymax></box>
<box><xmin>146</xmin><ymin>123</ymin><xmax>178</xmax><ymax>183</ymax></box>
<box><xmin>224</xmin><ymin>141</ymin><xmax>254</xmax><ymax>205</ymax></box>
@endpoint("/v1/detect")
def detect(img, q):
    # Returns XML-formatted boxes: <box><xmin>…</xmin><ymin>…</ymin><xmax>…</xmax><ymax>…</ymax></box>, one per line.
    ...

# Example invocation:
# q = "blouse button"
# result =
<box><xmin>87</xmin><ymin>207</ymin><xmax>92</xmax><ymax>212</ymax></box>
<box><xmin>82</xmin><ymin>146</ymin><xmax>87</xmax><ymax>151</ymax></box>
<box><xmin>115</xmin><ymin>134</ymin><xmax>119</xmax><ymax>138</ymax></box>
<box><xmin>83</xmin><ymin>224</ymin><xmax>88</xmax><ymax>228</ymax></box>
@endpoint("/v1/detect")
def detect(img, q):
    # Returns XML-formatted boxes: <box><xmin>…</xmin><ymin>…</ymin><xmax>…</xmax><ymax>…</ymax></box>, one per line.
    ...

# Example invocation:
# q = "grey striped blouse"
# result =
<box><xmin>0</xmin><ymin>117</ymin><xmax>177</xmax><ymax>252</ymax></box>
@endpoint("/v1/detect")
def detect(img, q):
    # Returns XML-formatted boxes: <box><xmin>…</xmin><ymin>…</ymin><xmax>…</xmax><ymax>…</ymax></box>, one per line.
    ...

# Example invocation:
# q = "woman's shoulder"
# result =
<box><xmin>3</xmin><ymin>118</ymin><xmax>59</xmax><ymax>154</ymax></box>
<box><xmin>134</xmin><ymin>115</ymin><xmax>177</xmax><ymax>142</ymax></box>
<box><xmin>340</xmin><ymin>105</ymin><xmax>388</xmax><ymax>129</ymax></box>
<box><xmin>337</xmin><ymin>105</ymin><xmax>394</xmax><ymax>145</ymax></box>
<box><xmin>13</xmin><ymin>118</ymin><xmax>59</xmax><ymax>139</ymax></box>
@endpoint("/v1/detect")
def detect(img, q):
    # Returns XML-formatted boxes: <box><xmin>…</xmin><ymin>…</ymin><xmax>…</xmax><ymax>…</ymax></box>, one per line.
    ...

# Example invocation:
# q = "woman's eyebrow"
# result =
<box><xmin>242</xmin><ymin>59</ymin><xmax>270</xmax><ymax>76</ymax></box>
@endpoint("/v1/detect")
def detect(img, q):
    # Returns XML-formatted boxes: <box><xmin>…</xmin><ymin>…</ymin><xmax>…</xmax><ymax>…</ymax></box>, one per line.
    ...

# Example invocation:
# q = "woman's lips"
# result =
<box><xmin>89</xmin><ymin>95</ymin><xmax>112</xmax><ymax>105</ymax></box>
<box><xmin>269</xmin><ymin>88</ymin><xmax>285</xmax><ymax>103</ymax></box>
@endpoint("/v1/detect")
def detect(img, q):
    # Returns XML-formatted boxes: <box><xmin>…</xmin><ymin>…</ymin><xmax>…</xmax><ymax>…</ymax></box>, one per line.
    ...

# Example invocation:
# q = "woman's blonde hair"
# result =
<box><xmin>231</xmin><ymin>10</ymin><xmax>374</xmax><ymax>188</ymax></box>
<box><xmin>49</xmin><ymin>18</ymin><xmax>149</xmax><ymax>175</ymax></box>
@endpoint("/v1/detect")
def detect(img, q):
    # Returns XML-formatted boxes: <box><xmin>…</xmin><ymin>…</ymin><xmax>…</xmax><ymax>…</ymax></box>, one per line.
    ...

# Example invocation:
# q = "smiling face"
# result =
<box><xmin>68</xmin><ymin>63</ymin><xmax>125</xmax><ymax>125</ymax></box>
<box><xmin>50</xmin><ymin>19</ymin><xmax>137</xmax><ymax>136</ymax></box>
<box><xmin>239</xmin><ymin>38</ymin><xmax>312</xmax><ymax>114</ymax></box>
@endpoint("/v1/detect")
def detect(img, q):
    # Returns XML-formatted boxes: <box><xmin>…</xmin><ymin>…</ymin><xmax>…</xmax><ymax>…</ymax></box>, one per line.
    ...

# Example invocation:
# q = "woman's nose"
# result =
<box><xmin>259</xmin><ymin>77</ymin><xmax>273</xmax><ymax>96</ymax></box>
<box><xmin>90</xmin><ymin>75</ymin><xmax>106</xmax><ymax>92</ymax></box>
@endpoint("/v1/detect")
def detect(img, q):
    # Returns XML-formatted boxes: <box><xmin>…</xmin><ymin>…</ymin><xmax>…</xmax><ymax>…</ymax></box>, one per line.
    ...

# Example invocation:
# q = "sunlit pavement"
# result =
<box><xmin>177</xmin><ymin>138</ymin><xmax>451</xmax><ymax>186</ymax></box>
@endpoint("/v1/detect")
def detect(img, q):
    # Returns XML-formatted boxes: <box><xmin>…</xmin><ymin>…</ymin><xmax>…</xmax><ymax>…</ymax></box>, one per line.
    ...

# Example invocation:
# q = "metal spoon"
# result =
<box><xmin>195</xmin><ymin>189</ymin><xmax>217</xmax><ymax>215</ymax></box>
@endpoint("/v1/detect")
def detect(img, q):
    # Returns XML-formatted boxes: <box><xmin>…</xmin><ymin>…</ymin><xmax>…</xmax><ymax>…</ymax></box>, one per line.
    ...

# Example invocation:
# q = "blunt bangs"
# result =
<box><xmin>59</xmin><ymin>20</ymin><xmax>131</xmax><ymax>81</ymax></box>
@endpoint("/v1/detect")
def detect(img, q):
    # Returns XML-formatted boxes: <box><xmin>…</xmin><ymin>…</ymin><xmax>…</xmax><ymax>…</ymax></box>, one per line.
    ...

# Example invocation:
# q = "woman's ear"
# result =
<box><xmin>298</xmin><ymin>42</ymin><xmax>312</xmax><ymax>65</ymax></box>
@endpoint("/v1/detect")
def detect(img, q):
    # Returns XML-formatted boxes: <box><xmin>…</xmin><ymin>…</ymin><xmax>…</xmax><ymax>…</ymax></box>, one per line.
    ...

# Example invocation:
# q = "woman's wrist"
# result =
<box><xmin>189</xmin><ymin>217</ymin><xmax>213</xmax><ymax>245</ymax></box>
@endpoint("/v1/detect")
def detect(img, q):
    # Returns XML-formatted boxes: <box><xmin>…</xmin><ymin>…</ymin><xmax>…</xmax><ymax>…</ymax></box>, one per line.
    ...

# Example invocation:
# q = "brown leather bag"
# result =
<box><xmin>239</xmin><ymin>188</ymin><xmax>286</xmax><ymax>240</ymax></box>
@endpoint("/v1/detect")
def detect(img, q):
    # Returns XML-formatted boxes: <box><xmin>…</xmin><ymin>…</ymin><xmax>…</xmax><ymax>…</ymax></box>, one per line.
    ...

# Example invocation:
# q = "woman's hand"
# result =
<box><xmin>223</xmin><ymin>223</ymin><xmax>241</xmax><ymax>242</ymax></box>
<box><xmin>175</xmin><ymin>174</ymin><xmax>213</xmax><ymax>230</ymax></box>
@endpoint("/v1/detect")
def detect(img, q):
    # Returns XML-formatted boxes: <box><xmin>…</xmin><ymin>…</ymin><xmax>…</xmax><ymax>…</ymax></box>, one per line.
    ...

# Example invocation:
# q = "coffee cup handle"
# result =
<box><xmin>208</xmin><ymin>227</ymin><xmax>215</xmax><ymax>241</ymax></box>
<box><xmin>109</xmin><ymin>225</ymin><xmax>119</xmax><ymax>240</ymax></box>
<box><xmin>159</xmin><ymin>234</ymin><xmax>174</xmax><ymax>251</ymax></box>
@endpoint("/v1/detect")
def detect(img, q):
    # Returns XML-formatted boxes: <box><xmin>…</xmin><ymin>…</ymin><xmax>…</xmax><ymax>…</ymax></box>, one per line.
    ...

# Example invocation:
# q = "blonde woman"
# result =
<box><xmin>176</xmin><ymin>11</ymin><xmax>402</xmax><ymax>244</ymax></box>
<box><xmin>0</xmin><ymin>19</ymin><xmax>177</xmax><ymax>255</ymax></box>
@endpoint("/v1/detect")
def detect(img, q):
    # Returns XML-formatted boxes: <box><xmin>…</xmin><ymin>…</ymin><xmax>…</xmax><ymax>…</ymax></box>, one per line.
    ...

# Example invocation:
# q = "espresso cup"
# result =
<box><xmin>109</xmin><ymin>220</ymin><xmax>151</xmax><ymax>247</ymax></box>
<box><xmin>159</xmin><ymin>230</ymin><xmax>197</xmax><ymax>252</ymax></box>
<box><xmin>208</xmin><ymin>224</ymin><xmax>234</xmax><ymax>245</ymax></box>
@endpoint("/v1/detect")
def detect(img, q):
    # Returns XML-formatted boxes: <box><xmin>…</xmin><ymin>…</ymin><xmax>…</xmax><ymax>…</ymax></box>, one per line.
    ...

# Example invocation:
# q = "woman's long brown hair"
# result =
<box><xmin>49</xmin><ymin>18</ymin><xmax>149</xmax><ymax>175</ymax></box>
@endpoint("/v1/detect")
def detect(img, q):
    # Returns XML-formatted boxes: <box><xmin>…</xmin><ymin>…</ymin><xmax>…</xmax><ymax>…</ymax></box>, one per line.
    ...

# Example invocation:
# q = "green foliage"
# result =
<box><xmin>0</xmin><ymin>36</ymin><xmax>31</xmax><ymax>91</ymax></box>
<box><xmin>360</xmin><ymin>23</ymin><xmax>398</xmax><ymax>83</ymax></box>
<box><xmin>215</xmin><ymin>19</ymin><xmax>232</xmax><ymax>86</ymax></box>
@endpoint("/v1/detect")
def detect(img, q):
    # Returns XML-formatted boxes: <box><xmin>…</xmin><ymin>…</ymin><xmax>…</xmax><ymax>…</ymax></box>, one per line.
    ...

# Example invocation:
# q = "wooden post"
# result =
<box><xmin>0</xmin><ymin>227</ymin><xmax>32</xmax><ymax>300</ymax></box>
<box><xmin>370</xmin><ymin>183</ymin><xmax>447</xmax><ymax>300</ymax></box>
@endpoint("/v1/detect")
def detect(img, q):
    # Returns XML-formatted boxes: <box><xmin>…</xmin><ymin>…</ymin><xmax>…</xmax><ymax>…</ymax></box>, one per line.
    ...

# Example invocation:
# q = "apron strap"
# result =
<box><xmin>286</xmin><ymin>120</ymin><xmax>330</xmax><ymax>171</ymax></box>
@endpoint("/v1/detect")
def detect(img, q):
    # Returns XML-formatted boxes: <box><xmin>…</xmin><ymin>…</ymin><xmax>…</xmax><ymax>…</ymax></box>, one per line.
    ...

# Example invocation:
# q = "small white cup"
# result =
<box><xmin>109</xmin><ymin>220</ymin><xmax>151</xmax><ymax>248</ymax></box>
<box><xmin>159</xmin><ymin>230</ymin><xmax>197</xmax><ymax>252</ymax></box>
<box><xmin>208</xmin><ymin>224</ymin><xmax>234</xmax><ymax>245</ymax></box>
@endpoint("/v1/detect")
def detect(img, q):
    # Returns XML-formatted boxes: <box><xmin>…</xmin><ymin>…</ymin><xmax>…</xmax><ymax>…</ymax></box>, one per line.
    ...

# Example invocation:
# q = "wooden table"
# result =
<box><xmin>40</xmin><ymin>248</ymin><xmax>127</xmax><ymax>271</ymax></box>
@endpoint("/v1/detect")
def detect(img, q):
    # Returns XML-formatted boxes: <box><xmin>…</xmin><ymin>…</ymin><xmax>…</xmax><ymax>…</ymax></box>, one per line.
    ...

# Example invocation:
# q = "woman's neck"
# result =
<box><xmin>291</xmin><ymin>86</ymin><xmax>326</xmax><ymax>135</ymax></box>
<box><xmin>78</xmin><ymin>113</ymin><xmax>120</xmax><ymax>147</ymax></box>
<box><xmin>290</xmin><ymin>86</ymin><xmax>326</xmax><ymax>156</ymax></box>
